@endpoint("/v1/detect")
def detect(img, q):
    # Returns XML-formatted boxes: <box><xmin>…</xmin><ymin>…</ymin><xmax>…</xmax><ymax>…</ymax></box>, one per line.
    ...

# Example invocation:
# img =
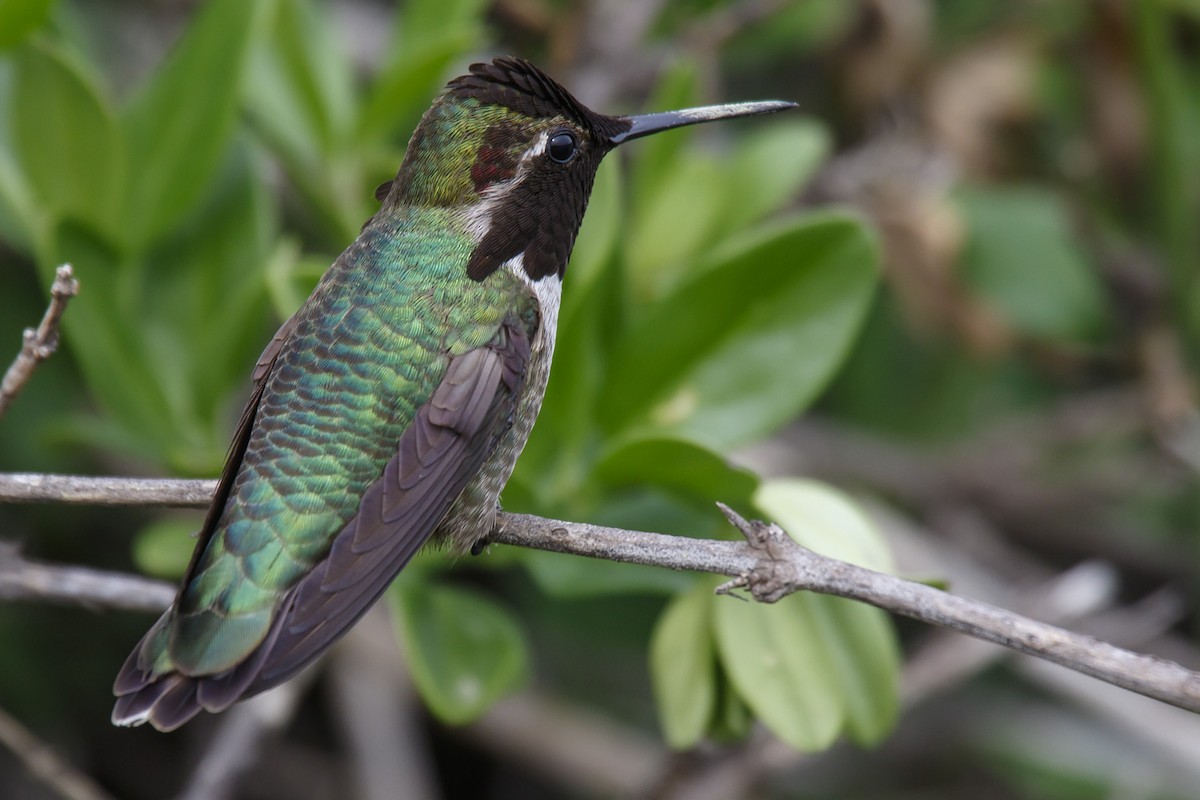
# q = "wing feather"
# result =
<box><xmin>241</xmin><ymin>318</ymin><xmax>529</xmax><ymax>691</ymax></box>
<box><xmin>112</xmin><ymin>319</ymin><xmax>294</xmax><ymax>702</ymax></box>
<box><xmin>114</xmin><ymin>312</ymin><xmax>534</xmax><ymax>731</ymax></box>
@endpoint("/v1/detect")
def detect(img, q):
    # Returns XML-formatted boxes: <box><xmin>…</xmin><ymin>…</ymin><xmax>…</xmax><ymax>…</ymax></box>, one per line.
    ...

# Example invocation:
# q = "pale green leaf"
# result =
<box><xmin>243</xmin><ymin>0</ymin><xmax>365</xmax><ymax>242</ymax></box>
<box><xmin>808</xmin><ymin>594</ymin><xmax>900</xmax><ymax>746</ymax></box>
<box><xmin>650</xmin><ymin>582</ymin><xmax>716</xmax><ymax>749</ymax></box>
<box><xmin>754</xmin><ymin>479</ymin><xmax>900</xmax><ymax>745</ymax></box>
<box><xmin>713</xmin><ymin>592</ymin><xmax>842</xmax><ymax>751</ymax></box>
<box><xmin>272</xmin><ymin>0</ymin><xmax>354</xmax><ymax>154</ymax></box>
<box><xmin>44</xmin><ymin>220</ymin><xmax>178</xmax><ymax>459</ymax></box>
<box><xmin>624</xmin><ymin>153</ymin><xmax>725</xmax><ymax>301</ymax></box>
<box><xmin>754</xmin><ymin>478</ymin><xmax>892</xmax><ymax>572</ymax></box>
<box><xmin>628</xmin><ymin>60</ymin><xmax>702</xmax><ymax>210</ymax></box>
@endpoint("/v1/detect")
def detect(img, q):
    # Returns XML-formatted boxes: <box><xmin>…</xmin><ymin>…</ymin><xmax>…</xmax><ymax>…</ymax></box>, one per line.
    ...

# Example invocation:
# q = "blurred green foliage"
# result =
<box><xmin>1</xmin><ymin>1</ymin><xmax>1199</xmax><ymax>795</ymax></box>
<box><xmin>0</xmin><ymin>0</ymin><xmax>894</xmax><ymax>753</ymax></box>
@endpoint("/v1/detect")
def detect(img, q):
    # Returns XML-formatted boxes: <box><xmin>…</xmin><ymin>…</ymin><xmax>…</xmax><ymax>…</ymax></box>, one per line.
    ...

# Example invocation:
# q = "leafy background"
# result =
<box><xmin>0</xmin><ymin>1</ymin><xmax>1198</xmax><ymax>798</ymax></box>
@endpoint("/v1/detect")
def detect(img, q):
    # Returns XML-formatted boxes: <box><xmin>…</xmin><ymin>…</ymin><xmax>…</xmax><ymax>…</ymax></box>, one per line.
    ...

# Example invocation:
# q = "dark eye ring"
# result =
<box><xmin>548</xmin><ymin>131</ymin><xmax>577</xmax><ymax>163</ymax></box>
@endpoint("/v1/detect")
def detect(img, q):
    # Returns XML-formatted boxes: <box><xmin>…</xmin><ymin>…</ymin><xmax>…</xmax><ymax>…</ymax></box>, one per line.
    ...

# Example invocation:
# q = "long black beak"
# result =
<box><xmin>608</xmin><ymin>100</ymin><xmax>797</xmax><ymax>145</ymax></box>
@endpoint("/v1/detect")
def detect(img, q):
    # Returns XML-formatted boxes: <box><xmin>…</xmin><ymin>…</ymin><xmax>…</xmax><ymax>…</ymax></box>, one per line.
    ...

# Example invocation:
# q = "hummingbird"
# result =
<box><xmin>112</xmin><ymin>56</ymin><xmax>795</xmax><ymax>731</ymax></box>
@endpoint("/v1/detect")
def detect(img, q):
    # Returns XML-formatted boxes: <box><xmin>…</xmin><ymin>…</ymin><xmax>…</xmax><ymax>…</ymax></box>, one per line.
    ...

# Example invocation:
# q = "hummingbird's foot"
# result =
<box><xmin>472</xmin><ymin>503</ymin><xmax>503</xmax><ymax>555</ymax></box>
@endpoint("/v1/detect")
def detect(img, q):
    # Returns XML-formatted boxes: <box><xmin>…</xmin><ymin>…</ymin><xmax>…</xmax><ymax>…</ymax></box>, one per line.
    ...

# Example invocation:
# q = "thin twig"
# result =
<box><xmin>0</xmin><ymin>473</ymin><xmax>216</xmax><ymax>507</ymax></box>
<box><xmin>709</xmin><ymin>502</ymin><xmax>1200</xmax><ymax>713</ymax></box>
<box><xmin>0</xmin><ymin>541</ymin><xmax>175</xmax><ymax>612</ymax></box>
<box><xmin>0</xmin><ymin>265</ymin><xmax>79</xmax><ymax>418</ymax></box>
<box><xmin>0</xmin><ymin>704</ymin><xmax>117</xmax><ymax>800</ymax></box>
<box><xmin>1</xmin><ymin>473</ymin><xmax>1199</xmax><ymax>715</ymax></box>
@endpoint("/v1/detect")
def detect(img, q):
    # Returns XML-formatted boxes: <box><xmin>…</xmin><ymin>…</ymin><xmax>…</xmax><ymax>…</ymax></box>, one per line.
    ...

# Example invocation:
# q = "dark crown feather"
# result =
<box><xmin>448</xmin><ymin>56</ymin><xmax>625</xmax><ymax>139</ymax></box>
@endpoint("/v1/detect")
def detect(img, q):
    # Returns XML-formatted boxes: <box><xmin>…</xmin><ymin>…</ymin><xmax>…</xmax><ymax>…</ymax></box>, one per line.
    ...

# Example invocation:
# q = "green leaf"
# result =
<box><xmin>132</xmin><ymin>515</ymin><xmax>202</xmax><ymax>579</ymax></box>
<box><xmin>754</xmin><ymin>479</ymin><xmax>900</xmax><ymax>745</ymax></box>
<box><xmin>119</xmin><ymin>0</ymin><xmax>269</xmax><ymax>249</ymax></box>
<box><xmin>139</xmin><ymin>142</ymin><xmax>277</xmax><ymax>473</ymax></box>
<box><xmin>713</xmin><ymin>591</ymin><xmax>842</xmax><ymax>751</ymax></box>
<box><xmin>243</xmin><ymin>0</ymin><xmax>364</xmax><ymax>243</ymax></box>
<box><xmin>958</xmin><ymin>186</ymin><xmax>1107</xmax><ymax>340</ymax></box>
<box><xmin>602</xmin><ymin>211</ymin><xmax>879</xmax><ymax>449</ymax></box>
<box><xmin>709</xmin><ymin>665</ymin><xmax>754</xmax><ymax>742</ymax></box>
<box><xmin>357</xmin><ymin>0</ymin><xmax>488</xmax><ymax>143</ymax></box>
<box><xmin>0</xmin><ymin>0</ymin><xmax>55</xmax><ymax>48</ymax></box>
<box><xmin>650</xmin><ymin>581</ymin><xmax>716</xmax><ymax>749</ymax></box>
<box><xmin>390</xmin><ymin>582</ymin><xmax>528</xmax><ymax>724</ymax></box>
<box><xmin>808</xmin><ymin>594</ymin><xmax>900</xmax><ymax>746</ymax></box>
<box><xmin>264</xmin><ymin>237</ymin><xmax>328</xmax><ymax>319</ymax></box>
<box><xmin>43</xmin><ymin>219</ymin><xmax>178</xmax><ymax>460</ymax></box>
<box><xmin>628</xmin><ymin>60</ymin><xmax>702</xmax><ymax>212</ymax></box>
<box><xmin>720</xmin><ymin>118</ymin><xmax>829</xmax><ymax>235</ymax></box>
<box><xmin>724</xmin><ymin>0</ymin><xmax>856</xmax><ymax>56</ymax></box>
<box><xmin>625</xmin><ymin>118</ymin><xmax>831</xmax><ymax>303</ymax></box>
<box><xmin>594</xmin><ymin>436</ymin><xmax>758</xmax><ymax>513</ymax></box>
<box><xmin>11</xmin><ymin>40</ymin><xmax>122</xmax><ymax>235</ymax></box>
<box><xmin>521</xmin><ymin>549</ymin><xmax>693</xmax><ymax>598</ymax></box>
<box><xmin>624</xmin><ymin>152</ymin><xmax>726</xmax><ymax>302</ymax></box>
<box><xmin>393</xmin><ymin>0</ymin><xmax>488</xmax><ymax>56</ymax></box>
<box><xmin>754</xmin><ymin>478</ymin><xmax>893</xmax><ymax>572</ymax></box>
<box><xmin>1135</xmin><ymin>2</ymin><xmax>1200</xmax><ymax>335</ymax></box>
<box><xmin>358</xmin><ymin>36</ymin><xmax>472</xmax><ymax>145</ymax></box>
<box><xmin>0</xmin><ymin>123</ymin><xmax>38</xmax><ymax>251</ymax></box>
<box><xmin>270</xmin><ymin>0</ymin><xmax>354</xmax><ymax>155</ymax></box>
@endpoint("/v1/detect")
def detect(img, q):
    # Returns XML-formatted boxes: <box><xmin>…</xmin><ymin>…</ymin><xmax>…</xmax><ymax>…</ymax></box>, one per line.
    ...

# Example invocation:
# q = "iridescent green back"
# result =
<box><xmin>167</xmin><ymin>206</ymin><xmax>531</xmax><ymax>674</ymax></box>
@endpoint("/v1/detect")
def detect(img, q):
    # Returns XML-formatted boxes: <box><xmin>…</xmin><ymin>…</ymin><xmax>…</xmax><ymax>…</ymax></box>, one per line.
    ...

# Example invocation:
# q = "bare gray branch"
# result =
<box><xmin>1</xmin><ymin>472</ymin><xmax>1199</xmax><ymax>715</ymax></box>
<box><xmin>0</xmin><ymin>473</ymin><xmax>215</xmax><ymax>507</ymax></box>
<box><xmin>0</xmin><ymin>541</ymin><xmax>175</xmax><ymax>612</ymax></box>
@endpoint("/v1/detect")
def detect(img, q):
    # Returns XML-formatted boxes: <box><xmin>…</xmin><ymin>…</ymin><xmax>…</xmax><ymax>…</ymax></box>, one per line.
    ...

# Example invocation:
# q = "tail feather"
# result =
<box><xmin>112</xmin><ymin>593</ymin><xmax>294</xmax><ymax>731</ymax></box>
<box><xmin>111</xmin><ymin>674</ymin><xmax>202</xmax><ymax>732</ymax></box>
<box><xmin>194</xmin><ymin>601</ymin><xmax>288</xmax><ymax>712</ymax></box>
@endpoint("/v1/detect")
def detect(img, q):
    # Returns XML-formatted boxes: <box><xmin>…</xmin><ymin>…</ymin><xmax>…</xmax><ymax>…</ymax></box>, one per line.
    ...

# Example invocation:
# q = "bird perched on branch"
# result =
<box><xmin>112</xmin><ymin>56</ymin><xmax>795</xmax><ymax>731</ymax></box>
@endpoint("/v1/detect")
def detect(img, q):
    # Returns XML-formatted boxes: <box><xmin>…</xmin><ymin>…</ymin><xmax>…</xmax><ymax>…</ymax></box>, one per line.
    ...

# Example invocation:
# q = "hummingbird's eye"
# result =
<box><xmin>548</xmin><ymin>131</ymin><xmax>578</xmax><ymax>163</ymax></box>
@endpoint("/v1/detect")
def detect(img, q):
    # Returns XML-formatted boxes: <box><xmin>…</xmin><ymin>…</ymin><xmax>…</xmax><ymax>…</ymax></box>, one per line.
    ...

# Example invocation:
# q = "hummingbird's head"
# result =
<box><xmin>388</xmin><ymin>57</ymin><xmax>795</xmax><ymax>283</ymax></box>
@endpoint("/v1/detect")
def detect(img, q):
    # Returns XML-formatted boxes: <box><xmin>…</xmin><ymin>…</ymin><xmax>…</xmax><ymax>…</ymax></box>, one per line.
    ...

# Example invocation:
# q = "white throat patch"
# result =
<box><xmin>502</xmin><ymin>252</ymin><xmax>561</xmax><ymax>357</ymax></box>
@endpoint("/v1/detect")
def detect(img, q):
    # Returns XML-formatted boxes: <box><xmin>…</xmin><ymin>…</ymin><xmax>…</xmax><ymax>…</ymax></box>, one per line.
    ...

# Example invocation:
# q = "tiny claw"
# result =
<box><xmin>470</xmin><ymin>537</ymin><xmax>489</xmax><ymax>557</ymax></box>
<box><xmin>715</xmin><ymin>574</ymin><xmax>750</xmax><ymax>599</ymax></box>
